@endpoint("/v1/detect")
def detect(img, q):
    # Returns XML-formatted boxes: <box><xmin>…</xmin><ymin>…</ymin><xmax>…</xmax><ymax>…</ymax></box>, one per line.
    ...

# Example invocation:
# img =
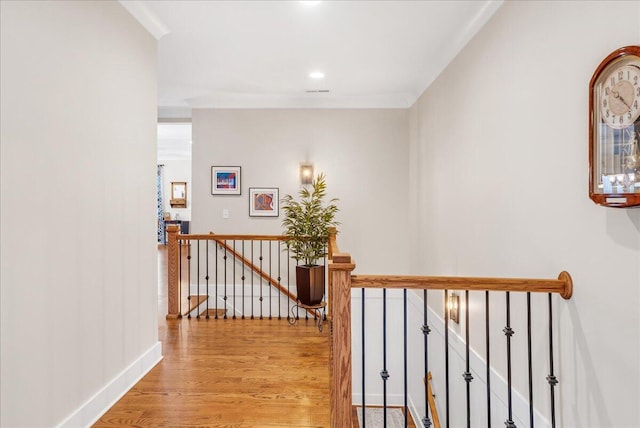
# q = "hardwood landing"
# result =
<box><xmin>93</xmin><ymin>318</ymin><xmax>330</xmax><ymax>427</ymax></box>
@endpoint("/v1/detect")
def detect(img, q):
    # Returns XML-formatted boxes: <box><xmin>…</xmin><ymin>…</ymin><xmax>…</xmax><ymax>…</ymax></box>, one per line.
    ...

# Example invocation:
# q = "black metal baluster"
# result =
<box><xmin>205</xmin><ymin>240</ymin><xmax>210</xmax><ymax>319</ymax></box>
<box><xmin>547</xmin><ymin>293</ymin><xmax>558</xmax><ymax>428</ymax></box>
<box><xmin>178</xmin><ymin>239</ymin><xmax>183</xmax><ymax>318</ymax></box>
<box><xmin>215</xmin><ymin>240</ymin><xmax>219</xmax><ymax>319</ymax></box>
<box><xmin>463</xmin><ymin>290</ymin><xmax>473</xmax><ymax>428</ymax></box>
<box><xmin>241</xmin><ymin>240</ymin><xmax>245</xmax><ymax>319</ymax></box>
<box><xmin>187</xmin><ymin>241</ymin><xmax>192</xmax><ymax>318</ymax></box>
<box><xmin>268</xmin><ymin>242</ymin><xmax>272</xmax><ymax>320</ymax></box>
<box><xmin>362</xmin><ymin>287</ymin><xmax>366</xmax><ymax>427</ymax></box>
<box><xmin>527</xmin><ymin>292</ymin><xmax>534</xmax><ymax>428</ymax></box>
<box><xmin>277</xmin><ymin>241</ymin><xmax>282</xmax><ymax>319</ymax></box>
<box><xmin>259</xmin><ymin>241</ymin><xmax>263</xmax><ymax>320</ymax></box>
<box><xmin>381</xmin><ymin>288</ymin><xmax>389</xmax><ymax>425</ymax></box>
<box><xmin>422</xmin><ymin>289</ymin><xmax>432</xmax><ymax>428</ymax></box>
<box><xmin>324</xmin><ymin>251</ymin><xmax>328</xmax><ymax>321</ymax></box>
<box><xmin>485</xmin><ymin>291</ymin><xmax>491</xmax><ymax>428</ymax></box>
<box><xmin>404</xmin><ymin>288</ymin><xmax>408</xmax><ymax>428</ymax></box>
<box><xmin>444</xmin><ymin>290</ymin><xmax>450</xmax><ymax>428</ymax></box>
<box><xmin>223</xmin><ymin>241</ymin><xmax>228</xmax><ymax>319</ymax></box>
<box><xmin>300</xmin><ymin>259</ymin><xmax>308</xmax><ymax>321</ymax></box>
<box><xmin>196</xmin><ymin>241</ymin><xmax>201</xmax><ymax>319</ymax></box>
<box><xmin>287</xmin><ymin>246</ymin><xmax>293</xmax><ymax>320</ymax></box>
<box><xmin>232</xmin><ymin>240</ymin><xmax>236</xmax><ymax>319</ymax></box>
<box><xmin>251</xmin><ymin>241</ymin><xmax>254</xmax><ymax>319</ymax></box>
<box><xmin>504</xmin><ymin>292</ymin><xmax>516</xmax><ymax>428</ymax></box>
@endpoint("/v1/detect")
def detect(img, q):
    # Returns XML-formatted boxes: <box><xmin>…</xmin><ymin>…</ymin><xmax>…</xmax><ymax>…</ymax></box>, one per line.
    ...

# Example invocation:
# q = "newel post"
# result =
<box><xmin>329</xmin><ymin>252</ymin><xmax>355</xmax><ymax>427</ymax></box>
<box><xmin>327</xmin><ymin>227</ymin><xmax>338</xmax><ymax>260</ymax></box>
<box><xmin>166</xmin><ymin>225</ymin><xmax>180</xmax><ymax>319</ymax></box>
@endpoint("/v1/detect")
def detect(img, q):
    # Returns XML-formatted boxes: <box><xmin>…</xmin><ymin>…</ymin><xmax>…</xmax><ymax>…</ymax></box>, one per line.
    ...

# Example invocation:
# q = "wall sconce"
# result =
<box><xmin>447</xmin><ymin>293</ymin><xmax>460</xmax><ymax>324</ymax></box>
<box><xmin>300</xmin><ymin>163</ymin><xmax>314</xmax><ymax>185</ymax></box>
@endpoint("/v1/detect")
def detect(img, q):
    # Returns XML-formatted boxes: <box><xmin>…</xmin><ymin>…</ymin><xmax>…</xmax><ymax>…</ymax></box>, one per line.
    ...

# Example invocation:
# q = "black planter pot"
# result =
<box><xmin>295</xmin><ymin>265</ymin><xmax>325</xmax><ymax>306</ymax></box>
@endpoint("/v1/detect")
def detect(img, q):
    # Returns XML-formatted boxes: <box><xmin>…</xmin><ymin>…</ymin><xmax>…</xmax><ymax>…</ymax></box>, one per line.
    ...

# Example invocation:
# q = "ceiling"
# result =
<box><xmin>122</xmin><ymin>0</ymin><xmax>503</xmax><ymax>113</ymax></box>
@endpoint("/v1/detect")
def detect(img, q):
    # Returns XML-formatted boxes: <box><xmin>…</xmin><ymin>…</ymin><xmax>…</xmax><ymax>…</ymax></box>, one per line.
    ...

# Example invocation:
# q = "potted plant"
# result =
<box><xmin>281</xmin><ymin>173</ymin><xmax>339</xmax><ymax>306</ymax></box>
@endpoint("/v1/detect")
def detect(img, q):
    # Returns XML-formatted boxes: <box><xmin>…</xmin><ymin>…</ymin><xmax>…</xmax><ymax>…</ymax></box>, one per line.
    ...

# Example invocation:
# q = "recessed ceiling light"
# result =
<box><xmin>300</xmin><ymin>1</ymin><xmax>321</xmax><ymax>6</ymax></box>
<box><xmin>309</xmin><ymin>71</ymin><xmax>325</xmax><ymax>79</ymax></box>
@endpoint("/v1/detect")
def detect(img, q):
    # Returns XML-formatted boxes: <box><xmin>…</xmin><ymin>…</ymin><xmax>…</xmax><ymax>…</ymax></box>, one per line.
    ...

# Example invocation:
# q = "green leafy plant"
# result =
<box><xmin>281</xmin><ymin>173</ymin><xmax>339</xmax><ymax>266</ymax></box>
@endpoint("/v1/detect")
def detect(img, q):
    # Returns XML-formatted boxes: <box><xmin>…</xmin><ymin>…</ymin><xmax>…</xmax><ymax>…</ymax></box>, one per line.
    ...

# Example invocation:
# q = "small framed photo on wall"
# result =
<box><xmin>249</xmin><ymin>187</ymin><xmax>279</xmax><ymax>217</ymax></box>
<box><xmin>211</xmin><ymin>166</ymin><xmax>241</xmax><ymax>195</ymax></box>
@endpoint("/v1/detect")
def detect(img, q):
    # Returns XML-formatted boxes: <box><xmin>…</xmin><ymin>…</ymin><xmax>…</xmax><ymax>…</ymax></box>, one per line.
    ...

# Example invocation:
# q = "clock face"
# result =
<box><xmin>589</xmin><ymin>46</ymin><xmax>640</xmax><ymax>207</ymax></box>
<box><xmin>600</xmin><ymin>64</ymin><xmax>640</xmax><ymax>129</ymax></box>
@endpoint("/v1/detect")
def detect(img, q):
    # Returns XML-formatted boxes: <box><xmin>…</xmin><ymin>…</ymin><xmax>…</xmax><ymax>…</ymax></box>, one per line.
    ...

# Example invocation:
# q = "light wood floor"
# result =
<box><xmin>94</xmin><ymin>246</ymin><xmax>416</xmax><ymax>427</ymax></box>
<box><xmin>94</xmin><ymin>246</ymin><xmax>330</xmax><ymax>427</ymax></box>
<box><xmin>94</xmin><ymin>318</ymin><xmax>330</xmax><ymax>427</ymax></box>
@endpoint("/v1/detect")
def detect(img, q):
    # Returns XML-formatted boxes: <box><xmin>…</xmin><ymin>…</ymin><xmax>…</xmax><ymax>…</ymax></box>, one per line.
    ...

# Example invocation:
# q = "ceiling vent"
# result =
<box><xmin>305</xmin><ymin>89</ymin><xmax>331</xmax><ymax>93</ymax></box>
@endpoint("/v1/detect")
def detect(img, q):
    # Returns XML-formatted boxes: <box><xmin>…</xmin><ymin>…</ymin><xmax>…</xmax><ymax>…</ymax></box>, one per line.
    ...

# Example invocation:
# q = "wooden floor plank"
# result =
<box><xmin>94</xmin><ymin>247</ymin><xmax>331</xmax><ymax>426</ymax></box>
<box><xmin>98</xmin><ymin>246</ymin><xmax>419</xmax><ymax>427</ymax></box>
<box><xmin>93</xmin><ymin>318</ymin><xmax>330</xmax><ymax>427</ymax></box>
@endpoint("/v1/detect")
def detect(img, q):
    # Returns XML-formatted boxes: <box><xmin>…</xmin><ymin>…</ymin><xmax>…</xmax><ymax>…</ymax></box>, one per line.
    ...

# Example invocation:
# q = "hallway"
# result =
<box><xmin>93</xmin><ymin>248</ymin><xmax>330</xmax><ymax>427</ymax></box>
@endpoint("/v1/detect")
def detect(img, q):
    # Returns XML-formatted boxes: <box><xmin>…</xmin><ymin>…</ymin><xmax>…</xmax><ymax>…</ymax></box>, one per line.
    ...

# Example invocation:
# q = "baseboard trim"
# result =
<box><xmin>57</xmin><ymin>341</ymin><xmax>163</xmax><ymax>428</ymax></box>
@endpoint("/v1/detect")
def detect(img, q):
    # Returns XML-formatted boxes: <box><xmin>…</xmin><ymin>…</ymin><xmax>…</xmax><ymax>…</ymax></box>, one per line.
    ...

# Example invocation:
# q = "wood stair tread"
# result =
<box><xmin>185</xmin><ymin>295</ymin><xmax>208</xmax><ymax>315</ymax></box>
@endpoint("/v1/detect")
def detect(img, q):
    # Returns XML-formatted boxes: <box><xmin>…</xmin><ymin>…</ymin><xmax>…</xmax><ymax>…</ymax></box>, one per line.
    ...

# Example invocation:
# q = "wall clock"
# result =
<box><xmin>589</xmin><ymin>45</ymin><xmax>640</xmax><ymax>207</ymax></box>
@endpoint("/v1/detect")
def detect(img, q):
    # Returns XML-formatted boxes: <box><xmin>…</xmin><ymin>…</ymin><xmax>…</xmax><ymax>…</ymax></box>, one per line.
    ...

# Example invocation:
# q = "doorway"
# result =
<box><xmin>157</xmin><ymin>122</ymin><xmax>192</xmax><ymax>244</ymax></box>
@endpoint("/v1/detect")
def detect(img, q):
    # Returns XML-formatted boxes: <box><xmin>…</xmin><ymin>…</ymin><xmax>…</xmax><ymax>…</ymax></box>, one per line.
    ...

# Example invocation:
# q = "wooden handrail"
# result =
<box><xmin>176</xmin><ymin>233</ymin><xmax>289</xmax><ymax>241</ymax></box>
<box><xmin>209</xmin><ymin>232</ymin><xmax>318</xmax><ymax>318</ymax></box>
<box><xmin>425</xmin><ymin>372</ymin><xmax>442</xmax><ymax>428</ymax></box>
<box><xmin>351</xmin><ymin>271</ymin><xmax>573</xmax><ymax>299</ymax></box>
<box><xmin>211</xmin><ymin>235</ymin><xmax>296</xmax><ymax>303</ymax></box>
<box><xmin>175</xmin><ymin>233</ymin><xmax>334</xmax><ymax>245</ymax></box>
<box><xmin>327</xmin><ymin>239</ymin><xmax>574</xmax><ymax>426</ymax></box>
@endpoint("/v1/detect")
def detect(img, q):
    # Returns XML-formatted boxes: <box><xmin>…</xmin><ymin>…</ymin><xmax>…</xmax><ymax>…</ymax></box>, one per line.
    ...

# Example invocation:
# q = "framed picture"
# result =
<box><xmin>211</xmin><ymin>166</ymin><xmax>241</xmax><ymax>195</ymax></box>
<box><xmin>249</xmin><ymin>187</ymin><xmax>279</xmax><ymax>217</ymax></box>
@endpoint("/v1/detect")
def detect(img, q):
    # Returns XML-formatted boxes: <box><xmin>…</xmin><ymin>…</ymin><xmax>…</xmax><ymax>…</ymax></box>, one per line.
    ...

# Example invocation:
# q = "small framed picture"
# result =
<box><xmin>211</xmin><ymin>166</ymin><xmax>241</xmax><ymax>195</ymax></box>
<box><xmin>249</xmin><ymin>187</ymin><xmax>279</xmax><ymax>217</ymax></box>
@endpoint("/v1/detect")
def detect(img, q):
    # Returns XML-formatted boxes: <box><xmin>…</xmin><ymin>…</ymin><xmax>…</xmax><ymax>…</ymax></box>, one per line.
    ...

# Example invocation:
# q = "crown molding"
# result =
<box><xmin>119</xmin><ymin>0</ymin><xmax>170</xmax><ymax>40</ymax></box>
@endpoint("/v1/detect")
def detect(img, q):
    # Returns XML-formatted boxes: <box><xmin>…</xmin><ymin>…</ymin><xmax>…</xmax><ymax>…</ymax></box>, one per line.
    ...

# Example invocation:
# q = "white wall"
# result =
<box><xmin>191</xmin><ymin>108</ymin><xmax>411</xmax><ymax>274</ymax></box>
<box><xmin>162</xmin><ymin>159</ymin><xmax>192</xmax><ymax>221</ymax></box>
<box><xmin>0</xmin><ymin>1</ymin><xmax>159</xmax><ymax>427</ymax></box>
<box><xmin>410</xmin><ymin>1</ymin><xmax>640</xmax><ymax>427</ymax></box>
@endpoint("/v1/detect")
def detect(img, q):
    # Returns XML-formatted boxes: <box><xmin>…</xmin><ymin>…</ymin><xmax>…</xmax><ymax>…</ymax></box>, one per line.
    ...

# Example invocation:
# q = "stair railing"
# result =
<box><xmin>166</xmin><ymin>225</ymin><xmax>328</xmax><ymax>320</ymax></box>
<box><xmin>329</xmin><ymin>247</ymin><xmax>573</xmax><ymax>428</ymax></box>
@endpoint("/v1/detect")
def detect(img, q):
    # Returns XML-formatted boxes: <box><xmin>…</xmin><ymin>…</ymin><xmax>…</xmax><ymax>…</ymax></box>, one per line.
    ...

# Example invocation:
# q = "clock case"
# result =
<box><xmin>589</xmin><ymin>45</ymin><xmax>640</xmax><ymax>208</ymax></box>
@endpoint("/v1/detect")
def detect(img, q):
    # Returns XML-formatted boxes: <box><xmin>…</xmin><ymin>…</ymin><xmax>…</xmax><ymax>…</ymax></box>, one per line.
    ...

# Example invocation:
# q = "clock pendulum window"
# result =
<box><xmin>589</xmin><ymin>45</ymin><xmax>640</xmax><ymax>208</ymax></box>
